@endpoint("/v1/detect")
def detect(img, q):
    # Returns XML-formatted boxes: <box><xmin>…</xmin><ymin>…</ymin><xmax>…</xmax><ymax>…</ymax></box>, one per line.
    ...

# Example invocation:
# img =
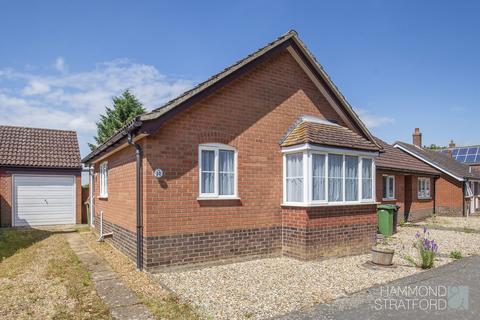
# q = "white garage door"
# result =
<box><xmin>14</xmin><ymin>175</ymin><xmax>76</xmax><ymax>226</ymax></box>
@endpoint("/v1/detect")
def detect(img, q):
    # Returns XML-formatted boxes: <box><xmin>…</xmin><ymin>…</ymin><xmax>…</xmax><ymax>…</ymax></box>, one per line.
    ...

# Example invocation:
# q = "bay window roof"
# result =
<box><xmin>280</xmin><ymin>116</ymin><xmax>381</xmax><ymax>152</ymax></box>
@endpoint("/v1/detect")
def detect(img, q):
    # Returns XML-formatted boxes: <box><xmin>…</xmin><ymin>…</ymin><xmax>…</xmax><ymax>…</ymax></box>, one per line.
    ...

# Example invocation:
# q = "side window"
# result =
<box><xmin>199</xmin><ymin>144</ymin><xmax>237</xmax><ymax>198</ymax></box>
<box><xmin>99</xmin><ymin>162</ymin><xmax>108</xmax><ymax>197</ymax></box>
<box><xmin>382</xmin><ymin>175</ymin><xmax>395</xmax><ymax>200</ymax></box>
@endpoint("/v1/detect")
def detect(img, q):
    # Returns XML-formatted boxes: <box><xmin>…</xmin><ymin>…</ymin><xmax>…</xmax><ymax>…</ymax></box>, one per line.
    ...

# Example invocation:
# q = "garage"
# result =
<box><xmin>13</xmin><ymin>175</ymin><xmax>76</xmax><ymax>226</ymax></box>
<box><xmin>0</xmin><ymin>125</ymin><xmax>82</xmax><ymax>227</ymax></box>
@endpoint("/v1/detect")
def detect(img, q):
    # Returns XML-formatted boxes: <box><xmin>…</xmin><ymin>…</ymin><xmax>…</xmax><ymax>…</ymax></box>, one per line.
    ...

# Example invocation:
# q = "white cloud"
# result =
<box><xmin>0</xmin><ymin>59</ymin><xmax>193</xmax><ymax>156</ymax></box>
<box><xmin>54</xmin><ymin>57</ymin><xmax>67</xmax><ymax>72</ymax></box>
<box><xmin>355</xmin><ymin>108</ymin><xmax>395</xmax><ymax>128</ymax></box>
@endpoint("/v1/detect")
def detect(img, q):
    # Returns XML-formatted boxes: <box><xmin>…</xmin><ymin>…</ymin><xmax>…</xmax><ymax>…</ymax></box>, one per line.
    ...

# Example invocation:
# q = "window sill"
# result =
<box><xmin>382</xmin><ymin>198</ymin><xmax>397</xmax><ymax>201</ymax></box>
<box><xmin>418</xmin><ymin>197</ymin><xmax>432</xmax><ymax>200</ymax></box>
<box><xmin>197</xmin><ymin>196</ymin><xmax>240</xmax><ymax>201</ymax></box>
<box><xmin>281</xmin><ymin>201</ymin><xmax>379</xmax><ymax>207</ymax></box>
<box><xmin>98</xmin><ymin>196</ymin><xmax>108</xmax><ymax>200</ymax></box>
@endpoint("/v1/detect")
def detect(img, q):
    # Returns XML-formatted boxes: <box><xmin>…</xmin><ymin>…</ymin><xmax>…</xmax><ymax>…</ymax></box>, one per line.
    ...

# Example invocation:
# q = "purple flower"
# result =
<box><xmin>423</xmin><ymin>226</ymin><xmax>428</xmax><ymax>234</ymax></box>
<box><xmin>415</xmin><ymin>231</ymin><xmax>421</xmax><ymax>238</ymax></box>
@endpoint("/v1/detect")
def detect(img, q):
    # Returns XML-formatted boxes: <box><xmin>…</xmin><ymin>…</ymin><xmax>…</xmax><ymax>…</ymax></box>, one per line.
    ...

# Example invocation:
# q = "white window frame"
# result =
<box><xmin>382</xmin><ymin>175</ymin><xmax>395</xmax><ymax>200</ymax></box>
<box><xmin>417</xmin><ymin>177</ymin><xmax>431</xmax><ymax>199</ymax></box>
<box><xmin>198</xmin><ymin>144</ymin><xmax>238</xmax><ymax>199</ymax></box>
<box><xmin>282</xmin><ymin>144</ymin><xmax>377</xmax><ymax>206</ymax></box>
<box><xmin>99</xmin><ymin>161</ymin><xmax>108</xmax><ymax>198</ymax></box>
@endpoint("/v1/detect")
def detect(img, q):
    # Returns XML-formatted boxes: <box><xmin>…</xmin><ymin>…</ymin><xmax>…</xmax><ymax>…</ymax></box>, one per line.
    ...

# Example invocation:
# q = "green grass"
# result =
<box><xmin>0</xmin><ymin>228</ymin><xmax>51</xmax><ymax>260</ymax></box>
<box><xmin>142</xmin><ymin>295</ymin><xmax>203</xmax><ymax>320</ymax></box>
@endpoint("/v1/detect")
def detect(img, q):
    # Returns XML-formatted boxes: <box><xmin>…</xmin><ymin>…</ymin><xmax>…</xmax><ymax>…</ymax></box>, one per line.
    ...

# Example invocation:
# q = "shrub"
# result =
<box><xmin>414</xmin><ymin>227</ymin><xmax>438</xmax><ymax>269</ymax></box>
<box><xmin>450</xmin><ymin>250</ymin><xmax>462</xmax><ymax>260</ymax></box>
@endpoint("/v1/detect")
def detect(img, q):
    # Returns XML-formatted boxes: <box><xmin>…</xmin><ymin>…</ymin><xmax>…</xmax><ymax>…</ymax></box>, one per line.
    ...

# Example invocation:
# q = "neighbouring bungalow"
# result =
<box><xmin>394</xmin><ymin>129</ymin><xmax>480</xmax><ymax>216</ymax></box>
<box><xmin>82</xmin><ymin>31</ymin><xmax>384</xmax><ymax>270</ymax></box>
<box><xmin>375</xmin><ymin>137</ymin><xmax>440</xmax><ymax>223</ymax></box>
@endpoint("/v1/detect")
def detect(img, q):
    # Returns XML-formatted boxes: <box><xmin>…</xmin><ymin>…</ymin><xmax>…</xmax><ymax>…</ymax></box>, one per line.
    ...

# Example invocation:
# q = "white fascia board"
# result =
<box><xmin>282</xmin><ymin>143</ymin><xmax>379</xmax><ymax>157</ymax></box>
<box><xmin>394</xmin><ymin>144</ymin><xmax>464</xmax><ymax>182</ymax></box>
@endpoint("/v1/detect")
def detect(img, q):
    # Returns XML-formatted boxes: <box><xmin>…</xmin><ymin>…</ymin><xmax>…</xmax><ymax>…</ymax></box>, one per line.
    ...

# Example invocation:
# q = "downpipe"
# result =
<box><xmin>97</xmin><ymin>211</ymin><xmax>113</xmax><ymax>241</ymax></box>
<box><xmin>128</xmin><ymin>133</ymin><xmax>143</xmax><ymax>271</ymax></box>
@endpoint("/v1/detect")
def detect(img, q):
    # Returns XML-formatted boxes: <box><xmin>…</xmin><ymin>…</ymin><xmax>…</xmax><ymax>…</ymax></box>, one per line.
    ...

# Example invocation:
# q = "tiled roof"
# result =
<box><xmin>280</xmin><ymin>118</ymin><xmax>380</xmax><ymax>151</ymax></box>
<box><xmin>0</xmin><ymin>125</ymin><xmax>81</xmax><ymax>169</ymax></box>
<box><xmin>375</xmin><ymin>138</ymin><xmax>439</xmax><ymax>175</ymax></box>
<box><xmin>395</xmin><ymin>141</ymin><xmax>480</xmax><ymax>180</ymax></box>
<box><xmin>82</xmin><ymin>30</ymin><xmax>380</xmax><ymax>163</ymax></box>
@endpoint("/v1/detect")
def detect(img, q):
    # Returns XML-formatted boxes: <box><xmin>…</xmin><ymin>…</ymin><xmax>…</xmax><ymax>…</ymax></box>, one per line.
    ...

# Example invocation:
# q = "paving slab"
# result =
<box><xmin>66</xmin><ymin>233</ymin><xmax>154</xmax><ymax>320</ymax></box>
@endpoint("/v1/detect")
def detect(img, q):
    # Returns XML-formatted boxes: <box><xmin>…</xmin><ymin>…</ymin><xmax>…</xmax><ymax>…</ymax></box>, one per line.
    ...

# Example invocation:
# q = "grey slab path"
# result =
<box><xmin>278</xmin><ymin>256</ymin><xmax>480</xmax><ymax>320</ymax></box>
<box><xmin>66</xmin><ymin>233</ymin><xmax>154</xmax><ymax>320</ymax></box>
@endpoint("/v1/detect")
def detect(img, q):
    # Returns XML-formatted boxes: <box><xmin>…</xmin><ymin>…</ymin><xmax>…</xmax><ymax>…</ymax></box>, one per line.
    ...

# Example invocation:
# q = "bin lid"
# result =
<box><xmin>377</xmin><ymin>204</ymin><xmax>397</xmax><ymax>210</ymax></box>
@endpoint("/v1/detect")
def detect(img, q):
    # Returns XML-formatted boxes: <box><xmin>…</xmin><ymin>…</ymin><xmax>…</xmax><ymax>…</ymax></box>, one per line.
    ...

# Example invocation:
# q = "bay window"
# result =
<box><xmin>417</xmin><ymin>177</ymin><xmax>431</xmax><ymax>199</ymax></box>
<box><xmin>283</xmin><ymin>148</ymin><xmax>376</xmax><ymax>205</ymax></box>
<box><xmin>382</xmin><ymin>175</ymin><xmax>395</xmax><ymax>200</ymax></box>
<box><xmin>199</xmin><ymin>144</ymin><xmax>237</xmax><ymax>198</ymax></box>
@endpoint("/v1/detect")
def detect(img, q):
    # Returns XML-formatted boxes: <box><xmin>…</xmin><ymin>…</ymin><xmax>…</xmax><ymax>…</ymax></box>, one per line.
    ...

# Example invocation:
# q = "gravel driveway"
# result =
<box><xmin>154</xmin><ymin>226</ymin><xmax>480</xmax><ymax>320</ymax></box>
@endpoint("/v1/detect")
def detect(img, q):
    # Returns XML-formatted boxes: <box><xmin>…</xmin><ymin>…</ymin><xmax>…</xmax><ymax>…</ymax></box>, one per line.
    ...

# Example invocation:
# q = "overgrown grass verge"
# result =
<box><xmin>81</xmin><ymin>232</ymin><xmax>203</xmax><ymax>320</ymax></box>
<box><xmin>0</xmin><ymin>229</ymin><xmax>111</xmax><ymax>319</ymax></box>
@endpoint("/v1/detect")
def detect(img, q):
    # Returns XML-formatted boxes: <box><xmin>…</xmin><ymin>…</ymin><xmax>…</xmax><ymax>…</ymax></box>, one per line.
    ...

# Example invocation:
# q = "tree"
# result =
<box><xmin>89</xmin><ymin>90</ymin><xmax>146</xmax><ymax>151</ymax></box>
<box><xmin>424</xmin><ymin>144</ymin><xmax>446</xmax><ymax>150</ymax></box>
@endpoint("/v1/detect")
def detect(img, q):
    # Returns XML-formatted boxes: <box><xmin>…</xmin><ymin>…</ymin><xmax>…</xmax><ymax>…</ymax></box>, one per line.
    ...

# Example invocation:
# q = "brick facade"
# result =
<box><xmin>435</xmin><ymin>174</ymin><xmax>464</xmax><ymax>216</ymax></box>
<box><xmin>90</xmin><ymin>47</ymin><xmax>379</xmax><ymax>269</ymax></box>
<box><xmin>376</xmin><ymin>170</ymin><xmax>435</xmax><ymax>222</ymax></box>
<box><xmin>282</xmin><ymin>205</ymin><xmax>377</xmax><ymax>260</ymax></box>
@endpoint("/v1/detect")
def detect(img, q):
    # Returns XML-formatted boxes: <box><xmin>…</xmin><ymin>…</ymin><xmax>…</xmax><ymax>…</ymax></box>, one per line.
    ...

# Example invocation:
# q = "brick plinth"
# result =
<box><xmin>282</xmin><ymin>204</ymin><xmax>377</xmax><ymax>260</ymax></box>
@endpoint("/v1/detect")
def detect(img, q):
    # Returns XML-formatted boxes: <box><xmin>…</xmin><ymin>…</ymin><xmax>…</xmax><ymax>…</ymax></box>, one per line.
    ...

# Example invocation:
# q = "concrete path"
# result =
<box><xmin>279</xmin><ymin>256</ymin><xmax>480</xmax><ymax>320</ymax></box>
<box><xmin>66</xmin><ymin>233</ymin><xmax>154</xmax><ymax>320</ymax></box>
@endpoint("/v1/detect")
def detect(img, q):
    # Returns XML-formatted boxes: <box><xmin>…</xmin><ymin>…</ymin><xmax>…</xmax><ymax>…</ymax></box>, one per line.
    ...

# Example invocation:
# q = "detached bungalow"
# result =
<box><xmin>394</xmin><ymin>129</ymin><xmax>480</xmax><ymax>216</ymax></box>
<box><xmin>82</xmin><ymin>31</ymin><xmax>384</xmax><ymax>270</ymax></box>
<box><xmin>375</xmin><ymin>137</ymin><xmax>440</xmax><ymax>222</ymax></box>
<box><xmin>0</xmin><ymin>126</ymin><xmax>82</xmax><ymax>227</ymax></box>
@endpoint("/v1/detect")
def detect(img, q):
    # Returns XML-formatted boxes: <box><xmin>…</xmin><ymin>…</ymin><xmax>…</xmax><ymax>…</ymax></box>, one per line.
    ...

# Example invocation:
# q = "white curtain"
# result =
<box><xmin>312</xmin><ymin>154</ymin><xmax>326</xmax><ymax>200</ymax></box>
<box><xmin>201</xmin><ymin>150</ymin><xmax>215</xmax><ymax>193</ymax></box>
<box><xmin>286</xmin><ymin>153</ymin><xmax>303</xmax><ymax>202</ymax></box>
<box><xmin>328</xmin><ymin>154</ymin><xmax>343</xmax><ymax>202</ymax></box>
<box><xmin>219</xmin><ymin>150</ymin><xmax>234</xmax><ymax>195</ymax></box>
<box><xmin>362</xmin><ymin>158</ymin><xmax>372</xmax><ymax>199</ymax></box>
<box><xmin>345</xmin><ymin>156</ymin><xmax>358</xmax><ymax>201</ymax></box>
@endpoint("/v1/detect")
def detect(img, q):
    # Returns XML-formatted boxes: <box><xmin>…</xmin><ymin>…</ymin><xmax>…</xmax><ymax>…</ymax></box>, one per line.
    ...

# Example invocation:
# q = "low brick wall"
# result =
<box><xmin>282</xmin><ymin>204</ymin><xmax>377</xmax><ymax>260</ymax></box>
<box><xmin>437</xmin><ymin>206</ymin><xmax>463</xmax><ymax>217</ymax></box>
<box><xmin>144</xmin><ymin>227</ymin><xmax>282</xmax><ymax>270</ymax></box>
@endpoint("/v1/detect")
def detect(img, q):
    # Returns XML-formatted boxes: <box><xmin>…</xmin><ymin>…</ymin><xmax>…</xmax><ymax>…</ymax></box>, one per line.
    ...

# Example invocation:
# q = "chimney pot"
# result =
<box><xmin>413</xmin><ymin>128</ymin><xmax>422</xmax><ymax>147</ymax></box>
<box><xmin>449</xmin><ymin>140</ymin><xmax>456</xmax><ymax>148</ymax></box>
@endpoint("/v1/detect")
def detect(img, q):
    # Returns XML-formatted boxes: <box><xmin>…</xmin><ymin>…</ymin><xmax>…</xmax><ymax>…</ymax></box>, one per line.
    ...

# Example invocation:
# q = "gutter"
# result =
<box><xmin>127</xmin><ymin>132</ymin><xmax>143</xmax><ymax>270</ymax></box>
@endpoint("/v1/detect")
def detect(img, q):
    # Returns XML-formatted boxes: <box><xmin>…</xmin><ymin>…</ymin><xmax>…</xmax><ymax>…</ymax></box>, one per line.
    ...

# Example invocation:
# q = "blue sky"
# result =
<box><xmin>1</xmin><ymin>0</ymin><xmax>480</xmax><ymax>158</ymax></box>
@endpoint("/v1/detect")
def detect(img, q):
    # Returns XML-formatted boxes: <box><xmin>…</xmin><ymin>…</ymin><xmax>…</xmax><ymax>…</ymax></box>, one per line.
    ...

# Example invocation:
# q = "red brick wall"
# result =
<box><xmin>142</xmin><ymin>50</ymin><xmax>356</xmax><ymax>238</ymax></box>
<box><xmin>376</xmin><ymin>170</ymin><xmax>434</xmax><ymax>222</ymax></box>
<box><xmin>282</xmin><ymin>204</ymin><xmax>377</xmax><ymax>259</ymax></box>
<box><xmin>0</xmin><ymin>172</ymin><xmax>12</xmax><ymax>227</ymax></box>
<box><xmin>436</xmin><ymin>174</ymin><xmax>464</xmax><ymax>215</ymax></box>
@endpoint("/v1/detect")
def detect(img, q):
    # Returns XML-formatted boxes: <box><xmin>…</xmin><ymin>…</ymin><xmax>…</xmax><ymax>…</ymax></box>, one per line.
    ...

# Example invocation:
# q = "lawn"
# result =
<box><xmin>0</xmin><ymin>228</ymin><xmax>111</xmax><ymax>319</ymax></box>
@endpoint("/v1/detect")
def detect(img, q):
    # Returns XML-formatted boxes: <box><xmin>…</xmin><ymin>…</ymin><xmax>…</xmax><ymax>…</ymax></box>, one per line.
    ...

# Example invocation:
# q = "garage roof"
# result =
<box><xmin>0</xmin><ymin>125</ymin><xmax>81</xmax><ymax>169</ymax></box>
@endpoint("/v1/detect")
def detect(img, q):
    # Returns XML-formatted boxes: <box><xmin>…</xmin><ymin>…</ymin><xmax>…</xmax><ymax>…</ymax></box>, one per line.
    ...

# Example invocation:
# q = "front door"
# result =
<box><xmin>404</xmin><ymin>175</ymin><xmax>412</xmax><ymax>221</ymax></box>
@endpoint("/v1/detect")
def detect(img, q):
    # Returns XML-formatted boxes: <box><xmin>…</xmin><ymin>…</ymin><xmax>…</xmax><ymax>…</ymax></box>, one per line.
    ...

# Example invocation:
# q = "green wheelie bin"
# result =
<box><xmin>377</xmin><ymin>204</ymin><xmax>397</xmax><ymax>236</ymax></box>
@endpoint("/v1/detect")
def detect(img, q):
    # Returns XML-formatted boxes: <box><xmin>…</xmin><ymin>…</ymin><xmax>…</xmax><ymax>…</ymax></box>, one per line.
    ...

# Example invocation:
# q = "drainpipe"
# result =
<box><xmin>89</xmin><ymin>166</ymin><xmax>95</xmax><ymax>227</ymax></box>
<box><xmin>127</xmin><ymin>132</ymin><xmax>143</xmax><ymax>270</ymax></box>
<box><xmin>433</xmin><ymin>176</ymin><xmax>437</xmax><ymax>215</ymax></box>
<box><xmin>462</xmin><ymin>181</ymin><xmax>466</xmax><ymax>217</ymax></box>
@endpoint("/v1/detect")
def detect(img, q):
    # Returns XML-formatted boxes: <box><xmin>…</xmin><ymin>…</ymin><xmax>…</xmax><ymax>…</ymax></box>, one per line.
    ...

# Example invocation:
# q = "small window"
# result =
<box><xmin>418</xmin><ymin>177</ymin><xmax>431</xmax><ymax>199</ymax></box>
<box><xmin>361</xmin><ymin>158</ymin><xmax>373</xmax><ymax>200</ymax></box>
<box><xmin>382</xmin><ymin>175</ymin><xmax>395</xmax><ymax>200</ymax></box>
<box><xmin>99</xmin><ymin>162</ymin><xmax>108</xmax><ymax>197</ymax></box>
<box><xmin>199</xmin><ymin>144</ymin><xmax>237</xmax><ymax>198</ymax></box>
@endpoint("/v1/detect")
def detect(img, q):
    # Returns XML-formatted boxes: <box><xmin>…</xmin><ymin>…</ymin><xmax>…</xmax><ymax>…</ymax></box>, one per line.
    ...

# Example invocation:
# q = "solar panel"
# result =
<box><xmin>452</xmin><ymin>149</ymin><xmax>459</xmax><ymax>156</ymax></box>
<box><xmin>457</xmin><ymin>148</ymin><xmax>468</xmax><ymax>156</ymax></box>
<box><xmin>468</xmin><ymin>147</ymin><xmax>479</xmax><ymax>155</ymax></box>
<box><xmin>466</xmin><ymin>155</ymin><xmax>476</xmax><ymax>163</ymax></box>
<box><xmin>456</xmin><ymin>155</ymin><xmax>466</xmax><ymax>162</ymax></box>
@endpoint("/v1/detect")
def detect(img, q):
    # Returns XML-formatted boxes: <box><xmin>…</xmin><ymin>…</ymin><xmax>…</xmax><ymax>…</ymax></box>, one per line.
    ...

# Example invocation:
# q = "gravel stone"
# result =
<box><xmin>154</xmin><ymin>223</ymin><xmax>480</xmax><ymax>320</ymax></box>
